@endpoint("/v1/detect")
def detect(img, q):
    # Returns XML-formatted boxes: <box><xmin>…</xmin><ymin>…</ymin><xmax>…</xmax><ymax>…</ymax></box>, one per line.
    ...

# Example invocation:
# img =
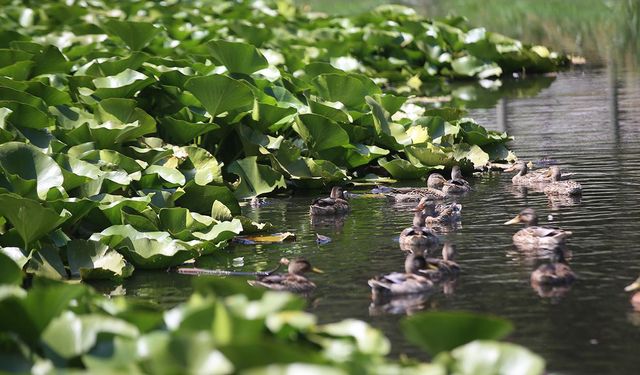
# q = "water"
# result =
<box><xmin>112</xmin><ymin>66</ymin><xmax>640</xmax><ymax>374</ymax></box>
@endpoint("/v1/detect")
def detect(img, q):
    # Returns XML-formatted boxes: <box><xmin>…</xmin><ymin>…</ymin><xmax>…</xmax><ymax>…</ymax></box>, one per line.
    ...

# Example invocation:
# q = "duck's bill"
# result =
<box><xmin>311</xmin><ymin>267</ymin><xmax>324</xmax><ymax>274</ymax></box>
<box><xmin>504</xmin><ymin>215</ymin><xmax>522</xmax><ymax>225</ymax></box>
<box><xmin>625</xmin><ymin>280</ymin><xmax>640</xmax><ymax>292</ymax></box>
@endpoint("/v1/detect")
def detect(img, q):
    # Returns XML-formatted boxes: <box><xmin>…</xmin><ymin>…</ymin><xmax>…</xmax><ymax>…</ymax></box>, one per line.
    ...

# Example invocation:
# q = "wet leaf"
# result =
<box><xmin>233</xmin><ymin>232</ymin><xmax>296</xmax><ymax>245</ymax></box>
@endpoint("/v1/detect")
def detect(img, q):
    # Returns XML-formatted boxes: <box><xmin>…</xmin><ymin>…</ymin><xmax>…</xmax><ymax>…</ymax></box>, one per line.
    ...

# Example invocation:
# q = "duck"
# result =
<box><xmin>417</xmin><ymin>197</ymin><xmax>462</xmax><ymax>225</ymax></box>
<box><xmin>442</xmin><ymin>165</ymin><xmax>471</xmax><ymax>194</ymax></box>
<box><xmin>530</xmin><ymin>250</ymin><xmax>576</xmax><ymax>286</ymax></box>
<box><xmin>624</xmin><ymin>276</ymin><xmax>640</xmax><ymax>311</ymax></box>
<box><xmin>504</xmin><ymin>208</ymin><xmax>572</xmax><ymax>247</ymax></box>
<box><xmin>248</xmin><ymin>258</ymin><xmax>323</xmax><ymax>293</ymax></box>
<box><xmin>309</xmin><ymin>186</ymin><xmax>349</xmax><ymax>215</ymax></box>
<box><xmin>543</xmin><ymin>166</ymin><xmax>582</xmax><ymax>196</ymax></box>
<box><xmin>376</xmin><ymin>173</ymin><xmax>448</xmax><ymax>202</ymax></box>
<box><xmin>368</xmin><ymin>253</ymin><xmax>435</xmax><ymax>297</ymax></box>
<box><xmin>423</xmin><ymin>242</ymin><xmax>460</xmax><ymax>281</ymax></box>
<box><xmin>399</xmin><ymin>208</ymin><xmax>440</xmax><ymax>247</ymax></box>
<box><xmin>505</xmin><ymin>162</ymin><xmax>552</xmax><ymax>185</ymax></box>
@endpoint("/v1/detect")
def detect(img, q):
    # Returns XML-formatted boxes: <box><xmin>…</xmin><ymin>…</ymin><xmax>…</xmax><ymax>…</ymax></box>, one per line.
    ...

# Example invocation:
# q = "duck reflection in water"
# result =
<box><xmin>530</xmin><ymin>249</ymin><xmax>576</xmax><ymax>300</ymax></box>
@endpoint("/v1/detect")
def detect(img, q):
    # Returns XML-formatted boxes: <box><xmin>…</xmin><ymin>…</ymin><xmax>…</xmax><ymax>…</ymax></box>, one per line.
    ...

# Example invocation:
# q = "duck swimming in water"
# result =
<box><xmin>442</xmin><ymin>165</ymin><xmax>471</xmax><ymax>194</ymax></box>
<box><xmin>399</xmin><ymin>207</ymin><xmax>439</xmax><ymax>247</ymax></box>
<box><xmin>368</xmin><ymin>253</ymin><xmax>435</xmax><ymax>297</ymax></box>
<box><xmin>504</xmin><ymin>208</ymin><xmax>572</xmax><ymax>247</ymax></box>
<box><xmin>248</xmin><ymin>258</ymin><xmax>323</xmax><ymax>293</ymax></box>
<box><xmin>505</xmin><ymin>162</ymin><xmax>552</xmax><ymax>185</ymax></box>
<box><xmin>376</xmin><ymin>173</ymin><xmax>449</xmax><ymax>202</ymax></box>
<box><xmin>310</xmin><ymin>186</ymin><xmax>349</xmax><ymax>215</ymax></box>
<box><xmin>625</xmin><ymin>276</ymin><xmax>640</xmax><ymax>311</ymax></box>
<box><xmin>423</xmin><ymin>242</ymin><xmax>461</xmax><ymax>281</ymax></box>
<box><xmin>417</xmin><ymin>197</ymin><xmax>462</xmax><ymax>225</ymax></box>
<box><xmin>543</xmin><ymin>166</ymin><xmax>582</xmax><ymax>196</ymax></box>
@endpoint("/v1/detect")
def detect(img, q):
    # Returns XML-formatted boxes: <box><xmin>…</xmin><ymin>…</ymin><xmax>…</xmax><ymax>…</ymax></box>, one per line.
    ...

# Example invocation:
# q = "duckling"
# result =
<box><xmin>423</xmin><ymin>242</ymin><xmax>460</xmax><ymax>281</ymax></box>
<box><xmin>504</xmin><ymin>208</ymin><xmax>572</xmax><ymax>247</ymax></box>
<box><xmin>248</xmin><ymin>258</ymin><xmax>323</xmax><ymax>293</ymax></box>
<box><xmin>417</xmin><ymin>197</ymin><xmax>462</xmax><ymax>225</ymax></box>
<box><xmin>378</xmin><ymin>173</ymin><xmax>448</xmax><ymax>202</ymax></box>
<box><xmin>530</xmin><ymin>250</ymin><xmax>576</xmax><ymax>286</ymax></box>
<box><xmin>442</xmin><ymin>165</ymin><xmax>471</xmax><ymax>194</ymax></box>
<box><xmin>543</xmin><ymin>166</ymin><xmax>582</xmax><ymax>196</ymax></box>
<box><xmin>310</xmin><ymin>186</ymin><xmax>349</xmax><ymax>215</ymax></box>
<box><xmin>624</xmin><ymin>276</ymin><xmax>640</xmax><ymax>311</ymax></box>
<box><xmin>399</xmin><ymin>208</ymin><xmax>440</xmax><ymax>247</ymax></box>
<box><xmin>368</xmin><ymin>253</ymin><xmax>435</xmax><ymax>296</ymax></box>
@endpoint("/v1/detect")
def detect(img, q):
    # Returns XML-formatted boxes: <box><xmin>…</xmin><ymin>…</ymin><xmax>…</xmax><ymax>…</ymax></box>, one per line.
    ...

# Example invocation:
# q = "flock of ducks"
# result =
<box><xmin>248</xmin><ymin>161</ymin><xmax>640</xmax><ymax>311</ymax></box>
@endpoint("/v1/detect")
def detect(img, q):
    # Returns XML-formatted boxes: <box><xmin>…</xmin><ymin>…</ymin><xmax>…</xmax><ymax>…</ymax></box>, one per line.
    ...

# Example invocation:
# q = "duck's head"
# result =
<box><xmin>412</xmin><ymin>208</ymin><xmax>426</xmax><ymax>227</ymax></box>
<box><xmin>404</xmin><ymin>253</ymin><xmax>427</xmax><ymax>274</ymax></box>
<box><xmin>427</xmin><ymin>173</ymin><xmax>447</xmax><ymax>189</ymax></box>
<box><xmin>329</xmin><ymin>186</ymin><xmax>345</xmax><ymax>199</ymax></box>
<box><xmin>442</xmin><ymin>241</ymin><xmax>456</xmax><ymax>262</ymax></box>
<box><xmin>451</xmin><ymin>165</ymin><xmax>463</xmax><ymax>180</ymax></box>
<box><xmin>416</xmin><ymin>197</ymin><xmax>437</xmax><ymax>217</ymax></box>
<box><xmin>504</xmin><ymin>208</ymin><xmax>539</xmax><ymax>227</ymax></box>
<box><xmin>280</xmin><ymin>258</ymin><xmax>324</xmax><ymax>275</ymax></box>
<box><xmin>625</xmin><ymin>276</ymin><xmax>640</xmax><ymax>293</ymax></box>
<box><xmin>549</xmin><ymin>166</ymin><xmax>562</xmax><ymax>181</ymax></box>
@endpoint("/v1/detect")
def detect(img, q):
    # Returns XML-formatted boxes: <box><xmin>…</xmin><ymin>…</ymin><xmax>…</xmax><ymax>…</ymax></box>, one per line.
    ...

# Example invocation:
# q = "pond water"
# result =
<box><xmin>111</xmin><ymin>65</ymin><xmax>640</xmax><ymax>374</ymax></box>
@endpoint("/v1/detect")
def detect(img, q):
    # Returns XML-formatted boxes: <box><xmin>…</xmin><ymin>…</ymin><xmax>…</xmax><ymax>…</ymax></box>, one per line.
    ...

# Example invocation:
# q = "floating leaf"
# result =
<box><xmin>184</xmin><ymin>75</ymin><xmax>254</xmax><ymax>117</ymax></box>
<box><xmin>207</xmin><ymin>40</ymin><xmax>269</xmax><ymax>74</ymax></box>
<box><xmin>228</xmin><ymin>156</ymin><xmax>286</xmax><ymax>199</ymax></box>
<box><xmin>101</xmin><ymin>20</ymin><xmax>161</xmax><ymax>50</ymax></box>
<box><xmin>0</xmin><ymin>142</ymin><xmax>64</xmax><ymax>199</ymax></box>
<box><xmin>402</xmin><ymin>311</ymin><xmax>514</xmax><ymax>355</ymax></box>
<box><xmin>438</xmin><ymin>341</ymin><xmax>545</xmax><ymax>375</ymax></box>
<box><xmin>233</xmin><ymin>232</ymin><xmax>296</xmax><ymax>245</ymax></box>
<box><xmin>66</xmin><ymin>239</ymin><xmax>134</xmax><ymax>280</ymax></box>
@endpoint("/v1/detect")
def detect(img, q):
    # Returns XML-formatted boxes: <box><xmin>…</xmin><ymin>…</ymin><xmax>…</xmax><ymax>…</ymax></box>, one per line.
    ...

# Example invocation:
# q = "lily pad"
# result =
<box><xmin>66</xmin><ymin>239</ymin><xmax>134</xmax><ymax>280</ymax></box>
<box><xmin>0</xmin><ymin>142</ymin><xmax>64</xmax><ymax>199</ymax></box>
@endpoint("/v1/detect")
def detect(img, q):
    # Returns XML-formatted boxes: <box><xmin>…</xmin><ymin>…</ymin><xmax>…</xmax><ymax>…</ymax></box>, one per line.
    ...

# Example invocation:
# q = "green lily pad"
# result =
<box><xmin>92</xmin><ymin>69</ymin><xmax>155</xmax><ymax>99</ymax></box>
<box><xmin>0</xmin><ymin>193</ymin><xmax>71</xmax><ymax>248</ymax></box>
<box><xmin>402</xmin><ymin>311</ymin><xmax>514</xmax><ymax>355</ymax></box>
<box><xmin>184</xmin><ymin>75</ymin><xmax>254</xmax><ymax>117</ymax></box>
<box><xmin>438</xmin><ymin>341</ymin><xmax>545</xmax><ymax>375</ymax></box>
<box><xmin>228</xmin><ymin>156</ymin><xmax>286</xmax><ymax>199</ymax></box>
<box><xmin>207</xmin><ymin>40</ymin><xmax>269</xmax><ymax>75</ymax></box>
<box><xmin>101</xmin><ymin>20</ymin><xmax>161</xmax><ymax>50</ymax></box>
<box><xmin>0</xmin><ymin>142</ymin><xmax>64</xmax><ymax>199</ymax></box>
<box><xmin>66</xmin><ymin>239</ymin><xmax>134</xmax><ymax>280</ymax></box>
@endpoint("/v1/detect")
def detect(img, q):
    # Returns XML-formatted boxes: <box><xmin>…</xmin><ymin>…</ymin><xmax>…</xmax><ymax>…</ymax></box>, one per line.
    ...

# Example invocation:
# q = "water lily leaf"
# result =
<box><xmin>0</xmin><ymin>251</ymin><xmax>22</xmax><ymax>285</ymax></box>
<box><xmin>228</xmin><ymin>156</ymin><xmax>286</xmax><ymax>199</ymax></box>
<box><xmin>158</xmin><ymin>207</ymin><xmax>214</xmax><ymax>240</ymax></box>
<box><xmin>184</xmin><ymin>74</ymin><xmax>254</xmax><ymax>117</ymax></box>
<box><xmin>251</xmin><ymin>102</ymin><xmax>297</xmax><ymax>132</ymax></box>
<box><xmin>0</xmin><ymin>142</ymin><xmax>64</xmax><ymax>199</ymax></box>
<box><xmin>90</xmin><ymin>225</ymin><xmax>199</xmax><ymax>269</ymax></box>
<box><xmin>233</xmin><ymin>232</ymin><xmax>295</xmax><ymax>245</ymax></box>
<box><xmin>294</xmin><ymin>114</ymin><xmax>350</xmax><ymax>153</ymax></box>
<box><xmin>25</xmin><ymin>245</ymin><xmax>68</xmax><ymax>280</ymax></box>
<box><xmin>101</xmin><ymin>20</ymin><xmax>161</xmax><ymax>50</ymax></box>
<box><xmin>92</xmin><ymin>194</ymin><xmax>153</xmax><ymax>225</ymax></box>
<box><xmin>54</xmin><ymin>154</ymin><xmax>101</xmax><ymax>191</ymax></box>
<box><xmin>47</xmin><ymin>197</ymin><xmax>98</xmax><ymax>228</ymax></box>
<box><xmin>453</xmin><ymin>143</ymin><xmax>489</xmax><ymax>168</ymax></box>
<box><xmin>402</xmin><ymin>311</ymin><xmax>514</xmax><ymax>355</ymax></box>
<box><xmin>158</xmin><ymin>115</ymin><xmax>219</xmax><ymax>145</ymax></box>
<box><xmin>181</xmin><ymin>146</ymin><xmax>224</xmax><ymax>186</ymax></box>
<box><xmin>312</xmin><ymin>73</ymin><xmax>380</xmax><ymax>108</ymax></box>
<box><xmin>144</xmin><ymin>165</ymin><xmax>186</xmax><ymax>186</ymax></box>
<box><xmin>177</xmin><ymin>182</ymin><xmax>240</xmax><ymax>216</ymax></box>
<box><xmin>0</xmin><ymin>193</ymin><xmax>71</xmax><ymax>248</ymax></box>
<box><xmin>438</xmin><ymin>341</ymin><xmax>545</xmax><ymax>375</ymax></box>
<box><xmin>0</xmin><ymin>281</ymin><xmax>86</xmax><ymax>345</ymax></box>
<box><xmin>0</xmin><ymin>100</ymin><xmax>53</xmax><ymax>129</ymax></box>
<box><xmin>378</xmin><ymin>159</ymin><xmax>432</xmax><ymax>180</ymax></box>
<box><xmin>207</xmin><ymin>40</ymin><xmax>268</xmax><ymax>75</ymax></box>
<box><xmin>244</xmin><ymin>364</ymin><xmax>347</xmax><ymax>375</ymax></box>
<box><xmin>318</xmin><ymin>319</ymin><xmax>390</xmax><ymax>356</ymax></box>
<box><xmin>451</xmin><ymin>55</ymin><xmax>502</xmax><ymax>78</ymax></box>
<box><xmin>92</xmin><ymin>69</ymin><xmax>155</xmax><ymax>99</ymax></box>
<box><xmin>405</xmin><ymin>143</ymin><xmax>453</xmax><ymax>167</ymax></box>
<box><xmin>66</xmin><ymin>239</ymin><xmax>134</xmax><ymax>280</ymax></box>
<box><xmin>42</xmin><ymin>311</ymin><xmax>139</xmax><ymax>359</ymax></box>
<box><xmin>88</xmin><ymin>98</ymin><xmax>156</xmax><ymax>147</ymax></box>
<box><xmin>193</xmin><ymin>218</ymin><xmax>243</xmax><ymax>245</ymax></box>
<box><xmin>0</xmin><ymin>246</ymin><xmax>30</xmax><ymax>269</ymax></box>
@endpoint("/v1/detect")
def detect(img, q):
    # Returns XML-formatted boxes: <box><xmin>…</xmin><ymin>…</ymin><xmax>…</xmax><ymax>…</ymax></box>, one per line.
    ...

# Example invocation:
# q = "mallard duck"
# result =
<box><xmin>417</xmin><ymin>198</ymin><xmax>462</xmax><ymax>225</ymax></box>
<box><xmin>310</xmin><ymin>186</ymin><xmax>349</xmax><ymax>215</ymax></box>
<box><xmin>399</xmin><ymin>208</ymin><xmax>439</xmax><ymax>247</ymax></box>
<box><xmin>505</xmin><ymin>162</ymin><xmax>552</xmax><ymax>185</ymax></box>
<box><xmin>624</xmin><ymin>276</ymin><xmax>640</xmax><ymax>311</ymax></box>
<box><xmin>442</xmin><ymin>166</ymin><xmax>471</xmax><ymax>194</ymax></box>
<box><xmin>543</xmin><ymin>166</ymin><xmax>582</xmax><ymax>196</ymax></box>
<box><xmin>248</xmin><ymin>258</ymin><xmax>323</xmax><ymax>292</ymax></box>
<box><xmin>423</xmin><ymin>242</ymin><xmax>460</xmax><ymax>281</ymax></box>
<box><xmin>368</xmin><ymin>253</ymin><xmax>435</xmax><ymax>296</ymax></box>
<box><xmin>504</xmin><ymin>208</ymin><xmax>572</xmax><ymax>247</ymax></box>
<box><xmin>530</xmin><ymin>250</ymin><xmax>575</xmax><ymax>286</ymax></box>
<box><xmin>376</xmin><ymin>173</ymin><xmax>448</xmax><ymax>202</ymax></box>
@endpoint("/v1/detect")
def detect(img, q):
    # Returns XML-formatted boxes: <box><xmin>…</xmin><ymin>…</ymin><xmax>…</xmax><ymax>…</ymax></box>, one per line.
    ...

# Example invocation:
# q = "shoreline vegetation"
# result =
<box><xmin>0</xmin><ymin>0</ymin><xmax>569</xmax><ymax>372</ymax></box>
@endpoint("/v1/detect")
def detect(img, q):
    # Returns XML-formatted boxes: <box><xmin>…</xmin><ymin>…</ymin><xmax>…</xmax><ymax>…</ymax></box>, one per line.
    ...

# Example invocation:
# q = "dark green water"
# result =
<box><xmin>111</xmin><ymin>66</ymin><xmax>640</xmax><ymax>374</ymax></box>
